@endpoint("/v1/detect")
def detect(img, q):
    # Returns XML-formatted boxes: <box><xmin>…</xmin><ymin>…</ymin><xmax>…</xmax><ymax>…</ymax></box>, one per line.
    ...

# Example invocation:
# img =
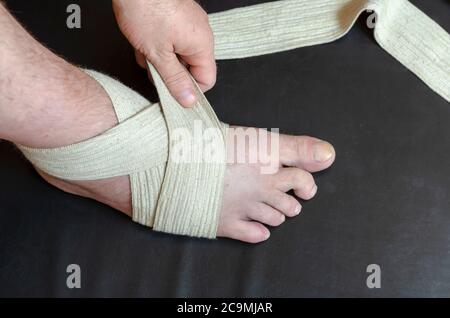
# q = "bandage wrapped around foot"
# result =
<box><xmin>18</xmin><ymin>0</ymin><xmax>449</xmax><ymax>239</ymax></box>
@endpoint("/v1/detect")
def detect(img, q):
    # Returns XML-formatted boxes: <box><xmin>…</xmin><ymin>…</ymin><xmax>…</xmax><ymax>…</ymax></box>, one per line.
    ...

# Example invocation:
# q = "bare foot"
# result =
<box><xmin>29</xmin><ymin>69</ymin><xmax>335</xmax><ymax>244</ymax></box>
<box><xmin>217</xmin><ymin>128</ymin><xmax>334</xmax><ymax>243</ymax></box>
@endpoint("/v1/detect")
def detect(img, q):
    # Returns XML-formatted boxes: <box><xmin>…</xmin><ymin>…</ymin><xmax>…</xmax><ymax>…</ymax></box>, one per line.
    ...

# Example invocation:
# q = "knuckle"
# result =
<box><xmin>148</xmin><ymin>48</ymin><xmax>170</xmax><ymax>63</ymax></box>
<box><xmin>197</xmin><ymin>6</ymin><xmax>210</xmax><ymax>22</ymax></box>
<box><xmin>266</xmin><ymin>217</ymin><xmax>279</xmax><ymax>226</ymax></box>
<box><xmin>295</xmin><ymin>137</ymin><xmax>309</xmax><ymax>156</ymax></box>
<box><xmin>207</xmin><ymin>72</ymin><xmax>217</xmax><ymax>87</ymax></box>
<box><xmin>202</xmin><ymin>78</ymin><xmax>216</xmax><ymax>91</ymax></box>
<box><xmin>293</xmin><ymin>169</ymin><xmax>310</xmax><ymax>185</ymax></box>
<box><xmin>164</xmin><ymin>69</ymin><xmax>190</xmax><ymax>87</ymax></box>
<box><xmin>272</xmin><ymin>192</ymin><xmax>286</xmax><ymax>207</ymax></box>
<box><xmin>204</xmin><ymin>24</ymin><xmax>214</xmax><ymax>41</ymax></box>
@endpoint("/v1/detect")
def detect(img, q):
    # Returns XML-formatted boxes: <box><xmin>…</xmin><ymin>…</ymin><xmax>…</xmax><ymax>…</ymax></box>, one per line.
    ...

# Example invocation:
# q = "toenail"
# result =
<box><xmin>294</xmin><ymin>204</ymin><xmax>302</xmax><ymax>215</ymax></box>
<box><xmin>313</xmin><ymin>141</ymin><xmax>334</xmax><ymax>162</ymax></box>
<box><xmin>310</xmin><ymin>184</ymin><xmax>318</xmax><ymax>196</ymax></box>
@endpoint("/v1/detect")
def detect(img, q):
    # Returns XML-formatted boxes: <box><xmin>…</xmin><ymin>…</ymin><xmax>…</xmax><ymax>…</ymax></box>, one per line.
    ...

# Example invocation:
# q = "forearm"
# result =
<box><xmin>0</xmin><ymin>3</ymin><xmax>115</xmax><ymax>147</ymax></box>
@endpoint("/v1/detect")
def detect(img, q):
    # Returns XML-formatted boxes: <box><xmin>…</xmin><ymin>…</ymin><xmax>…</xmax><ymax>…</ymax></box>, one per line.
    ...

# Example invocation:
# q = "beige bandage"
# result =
<box><xmin>19</xmin><ymin>65</ymin><xmax>228</xmax><ymax>238</ymax></box>
<box><xmin>210</xmin><ymin>0</ymin><xmax>449</xmax><ymax>101</ymax></box>
<box><xmin>18</xmin><ymin>0</ymin><xmax>449</xmax><ymax>239</ymax></box>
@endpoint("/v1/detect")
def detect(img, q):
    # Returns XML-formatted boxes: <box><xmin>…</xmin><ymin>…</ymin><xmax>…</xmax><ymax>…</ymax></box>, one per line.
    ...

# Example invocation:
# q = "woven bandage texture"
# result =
<box><xmin>18</xmin><ymin>0</ymin><xmax>449</xmax><ymax>238</ymax></box>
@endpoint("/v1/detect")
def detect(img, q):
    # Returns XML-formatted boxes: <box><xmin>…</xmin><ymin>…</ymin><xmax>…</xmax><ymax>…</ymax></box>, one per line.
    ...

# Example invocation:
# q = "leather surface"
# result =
<box><xmin>0</xmin><ymin>0</ymin><xmax>449</xmax><ymax>297</ymax></box>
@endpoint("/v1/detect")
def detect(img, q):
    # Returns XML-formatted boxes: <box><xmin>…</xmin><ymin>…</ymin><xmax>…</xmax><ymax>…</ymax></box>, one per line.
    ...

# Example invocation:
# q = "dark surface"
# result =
<box><xmin>0</xmin><ymin>0</ymin><xmax>449</xmax><ymax>297</ymax></box>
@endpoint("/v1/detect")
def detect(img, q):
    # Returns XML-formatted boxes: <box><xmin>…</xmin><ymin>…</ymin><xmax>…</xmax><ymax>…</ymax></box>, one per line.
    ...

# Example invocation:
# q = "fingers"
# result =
<box><xmin>177</xmin><ymin>2</ymin><xmax>217</xmax><ymax>93</ymax></box>
<box><xmin>148</xmin><ymin>3</ymin><xmax>216</xmax><ymax>106</ymax></box>
<box><xmin>180</xmin><ymin>40</ymin><xmax>216</xmax><ymax>93</ymax></box>
<box><xmin>150</xmin><ymin>52</ymin><xmax>198</xmax><ymax>107</ymax></box>
<box><xmin>115</xmin><ymin>0</ymin><xmax>217</xmax><ymax>107</ymax></box>
<box><xmin>148</xmin><ymin>49</ymin><xmax>217</xmax><ymax>107</ymax></box>
<box><xmin>150</xmin><ymin>31</ymin><xmax>216</xmax><ymax>106</ymax></box>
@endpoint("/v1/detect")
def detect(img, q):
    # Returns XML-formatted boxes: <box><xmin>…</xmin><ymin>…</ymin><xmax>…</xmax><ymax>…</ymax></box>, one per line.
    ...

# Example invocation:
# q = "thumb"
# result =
<box><xmin>151</xmin><ymin>53</ymin><xmax>198</xmax><ymax>107</ymax></box>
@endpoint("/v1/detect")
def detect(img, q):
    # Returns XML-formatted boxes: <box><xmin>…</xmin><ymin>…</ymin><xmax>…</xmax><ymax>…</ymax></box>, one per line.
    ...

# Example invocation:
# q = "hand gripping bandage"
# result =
<box><xmin>18</xmin><ymin>0</ymin><xmax>449</xmax><ymax>239</ymax></box>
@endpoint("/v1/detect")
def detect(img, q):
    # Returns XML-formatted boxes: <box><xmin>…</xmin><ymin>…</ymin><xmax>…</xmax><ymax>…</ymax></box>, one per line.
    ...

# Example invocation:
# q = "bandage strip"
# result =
<box><xmin>210</xmin><ymin>0</ymin><xmax>449</xmax><ymax>101</ymax></box>
<box><xmin>146</xmin><ymin>64</ymin><xmax>227</xmax><ymax>237</ymax></box>
<box><xmin>17</xmin><ymin>0</ymin><xmax>449</xmax><ymax>239</ymax></box>
<box><xmin>19</xmin><ymin>67</ymin><xmax>227</xmax><ymax>239</ymax></box>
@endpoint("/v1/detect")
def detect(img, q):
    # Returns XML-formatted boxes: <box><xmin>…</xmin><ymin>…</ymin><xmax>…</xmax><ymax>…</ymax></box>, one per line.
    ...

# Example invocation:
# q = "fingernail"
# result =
<box><xmin>295</xmin><ymin>204</ymin><xmax>302</xmax><ymax>215</ymax></box>
<box><xmin>178</xmin><ymin>89</ymin><xmax>197</xmax><ymax>107</ymax></box>
<box><xmin>264</xmin><ymin>230</ymin><xmax>271</xmax><ymax>239</ymax></box>
<box><xmin>313</xmin><ymin>141</ymin><xmax>334</xmax><ymax>162</ymax></box>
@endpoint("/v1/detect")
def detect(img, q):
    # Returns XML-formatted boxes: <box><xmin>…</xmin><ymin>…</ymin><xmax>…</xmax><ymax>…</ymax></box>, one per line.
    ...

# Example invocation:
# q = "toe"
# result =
<box><xmin>248</xmin><ymin>203</ymin><xmax>286</xmax><ymax>227</ymax></box>
<box><xmin>220</xmin><ymin>220</ymin><xmax>271</xmax><ymax>243</ymax></box>
<box><xmin>280</xmin><ymin>135</ymin><xmax>335</xmax><ymax>172</ymax></box>
<box><xmin>264</xmin><ymin>191</ymin><xmax>302</xmax><ymax>217</ymax></box>
<box><xmin>274</xmin><ymin>167</ymin><xmax>318</xmax><ymax>200</ymax></box>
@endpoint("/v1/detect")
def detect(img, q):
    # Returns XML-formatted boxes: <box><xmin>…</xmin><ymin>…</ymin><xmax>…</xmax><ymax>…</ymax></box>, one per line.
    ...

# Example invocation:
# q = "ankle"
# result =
<box><xmin>2</xmin><ymin>55</ymin><xmax>117</xmax><ymax>148</ymax></box>
<box><xmin>0</xmin><ymin>5</ymin><xmax>117</xmax><ymax>148</ymax></box>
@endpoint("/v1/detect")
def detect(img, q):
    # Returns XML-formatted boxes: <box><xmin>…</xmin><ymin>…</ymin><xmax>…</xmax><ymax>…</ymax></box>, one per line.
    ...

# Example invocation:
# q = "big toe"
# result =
<box><xmin>280</xmin><ymin>135</ymin><xmax>335</xmax><ymax>172</ymax></box>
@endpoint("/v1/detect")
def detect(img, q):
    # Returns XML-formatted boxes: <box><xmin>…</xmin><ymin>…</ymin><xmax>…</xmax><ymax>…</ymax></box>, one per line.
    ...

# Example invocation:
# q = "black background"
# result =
<box><xmin>0</xmin><ymin>0</ymin><xmax>449</xmax><ymax>297</ymax></box>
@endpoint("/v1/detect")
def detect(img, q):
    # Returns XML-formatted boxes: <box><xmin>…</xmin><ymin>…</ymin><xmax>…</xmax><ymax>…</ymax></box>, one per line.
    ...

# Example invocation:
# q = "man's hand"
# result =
<box><xmin>112</xmin><ymin>0</ymin><xmax>216</xmax><ymax>107</ymax></box>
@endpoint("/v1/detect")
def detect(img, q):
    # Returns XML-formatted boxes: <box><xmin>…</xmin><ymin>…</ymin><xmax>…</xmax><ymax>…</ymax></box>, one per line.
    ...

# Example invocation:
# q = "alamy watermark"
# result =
<box><xmin>366</xmin><ymin>264</ymin><xmax>381</xmax><ymax>289</ymax></box>
<box><xmin>366</xmin><ymin>10</ymin><xmax>377</xmax><ymax>29</ymax></box>
<box><xmin>66</xmin><ymin>4</ymin><xmax>81</xmax><ymax>29</ymax></box>
<box><xmin>170</xmin><ymin>122</ymin><xmax>280</xmax><ymax>175</ymax></box>
<box><xmin>66</xmin><ymin>264</ymin><xmax>81</xmax><ymax>289</ymax></box>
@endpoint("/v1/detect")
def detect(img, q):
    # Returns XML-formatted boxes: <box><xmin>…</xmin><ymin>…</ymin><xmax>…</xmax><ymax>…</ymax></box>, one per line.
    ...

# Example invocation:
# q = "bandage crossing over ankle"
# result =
<box><xmin>18</xmin><ymin>0</ymin><xmax>449</xmax><ymax>238</ymax></box>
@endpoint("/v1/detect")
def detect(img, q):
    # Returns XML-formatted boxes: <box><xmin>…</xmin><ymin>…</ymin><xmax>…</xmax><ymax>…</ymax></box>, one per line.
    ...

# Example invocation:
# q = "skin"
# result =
<box><xmin>0</xmin><ymin>3</ymin><xmax>336</xmax><ymax>243</ymax></box>
<box><xmin>112</xmin><ymin>0</ymin><xmax>217</xmax><ymax>107</ymax></box>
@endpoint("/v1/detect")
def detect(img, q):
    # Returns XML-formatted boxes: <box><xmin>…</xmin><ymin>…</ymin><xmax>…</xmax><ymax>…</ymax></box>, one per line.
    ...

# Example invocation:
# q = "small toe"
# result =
<box><xmin>248</xmin><ymin>203</ymin><xmax>286</xmax><ymax>227</ymax></box>
<box><xmin>274</xmin><ymin>167</ymin><xmax>318</xmax><ymax>200</ymax></box>
<box><xmin>264</xmin><ymin>191</ymin><xmax>301</xmax><ymax>217</ymax></box>
<box><xmin>224</xmin><ymin>220</ymin><xmax>271</xmax><ymax>244</ymax></box>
